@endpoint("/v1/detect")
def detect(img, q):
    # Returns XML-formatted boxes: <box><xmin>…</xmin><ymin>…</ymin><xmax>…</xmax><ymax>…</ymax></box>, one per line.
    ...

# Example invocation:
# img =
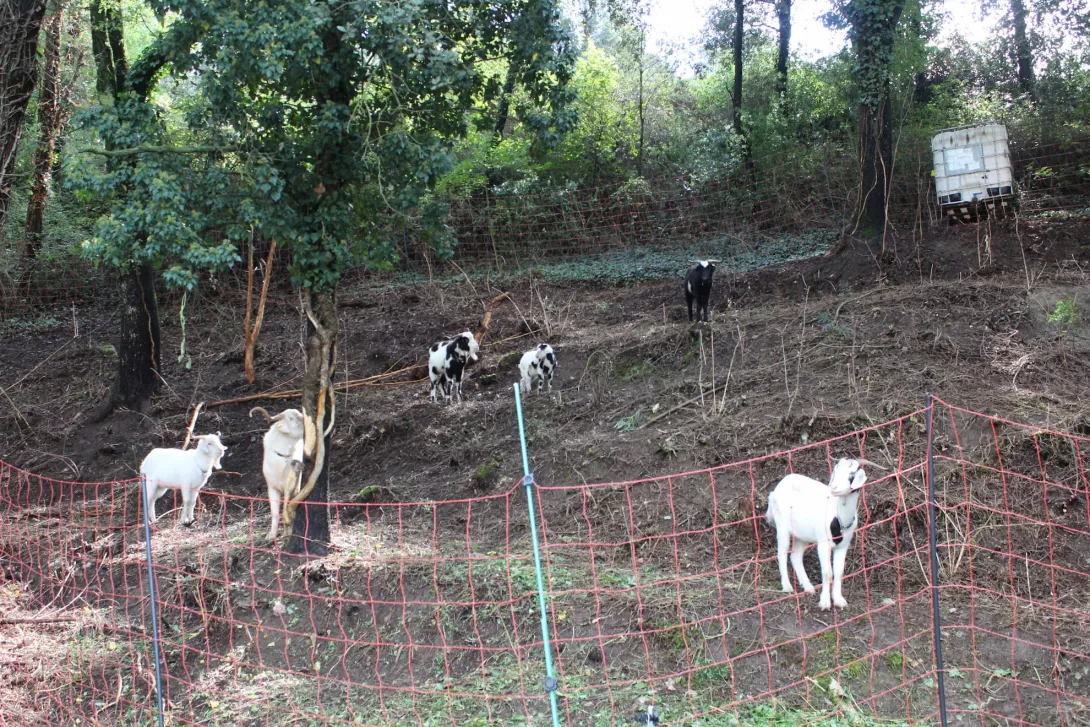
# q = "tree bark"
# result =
<box><xmin>286</xmin><ymin>287</ymin><xmax>338</xmax><ymax>557</ymax></box>
<box><xmin>0</xmin><ymin>0</ymin><xmax>49</xmax><ymax>242</ymax></box>
<box><xmin>732</xmin><ymin>0</ymin><xmax>745</xmax><ymax>140</ymax></box>
<box><xmin>858</xmin><ymin>96</ymin><xmax>893</xmax><ymax>237</ymax></box>
<box><xmin>118</xmin><ymin>261</ymin><xmax>162</xmax><ymax>408</ymax></box>
<box><xmin>1010</xmin><ymin>0</ymin><xmax>1037</xmax><ymax>101</ymax></box>
<box><xmin>89</xmin><ymin>0</ymin><xmax>126</xmax><ymax>98</ymax></box>
<box><xmin>848</xmin><ymin>0</ymin><xmax>905</xmax><ymax>238</ymax></box>
<box><xmin>775</xmin><ymin>0</ymin><xmax>791</xmax><ymax>98</ymax></box>
<box><xmin>24</xmin><ymin>0</ymin><xmax>65</xmax><ymax>260</ymax></box>
<box><xmin>636</xmin><ymin>25</ymin><xmax>645</xmax><ymax>177</ymax></box>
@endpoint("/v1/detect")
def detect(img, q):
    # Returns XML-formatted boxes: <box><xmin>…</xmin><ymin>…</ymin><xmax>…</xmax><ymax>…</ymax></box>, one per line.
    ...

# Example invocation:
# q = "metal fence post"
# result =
<box><xmin>140</xmin><ymin>474</ymin><xmax>167</xmax><ymax>727</ymax></box>
<box><xmin>513</xmin><ymin>383</ymin><xmax>563</xmax><ymax>727</ymax></box>
<box><xmin>925</xmin><ymin>393</ymin><xmax>949</xmax><ymax>727</ymax></box>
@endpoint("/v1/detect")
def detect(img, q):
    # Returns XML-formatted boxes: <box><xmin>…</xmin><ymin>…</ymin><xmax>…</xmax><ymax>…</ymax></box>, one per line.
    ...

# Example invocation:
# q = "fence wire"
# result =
<box><xmin>2</xmin><ymin>398</ymin><xmax>1088</xmax><ymax>726</ymax></box>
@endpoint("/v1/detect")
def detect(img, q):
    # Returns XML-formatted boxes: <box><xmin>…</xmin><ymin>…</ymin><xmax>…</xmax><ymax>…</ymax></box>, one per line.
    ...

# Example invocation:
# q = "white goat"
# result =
<box><xmin>519</xmin><ymin>343</ymin><xmax>558</xmax><ymax>394</ymax></box>
<box><xmin>140</xmin><ymin>433</ymin><xmax>227</xmax><ymax>527</ymax></box>
<box><xmin>765</xmin><ymin>458</ymin><xmax>870</xmax><ymax>610</ymax></box>
<box><xmin>250</xmin><ymin>407</ymin><xmax>306</xmax><ymax>543</ymax></box>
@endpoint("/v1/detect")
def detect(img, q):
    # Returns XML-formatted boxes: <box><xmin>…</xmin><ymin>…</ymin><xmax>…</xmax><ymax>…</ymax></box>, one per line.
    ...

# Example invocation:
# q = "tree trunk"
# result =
<box><xmin>0</xmin><ymin>0</ymin><xmax>49</xmax><ymax>242</ymax></box>
<box><xmin>493</xmin><ymin>66</ymin><xmax>517</xmax><ymax>139</ymax></box>
<box><xmin>775</xmin><ymin>0</ymin><xmax>791</xmax><ymax>99</ymax></box>
<box><xmin>1010</xmin><ymin>0</ymin><xmax>1037</xmax><ymax>101</ymax></box>
<box><xmin>117</xmin><ymin>261</ymin><xmax>162</xmax><ymax>408</ymax></box>
<box><xmin>848</xmin><ymin>0</ymin><xmax>905</xmax><ymax>240</ymax></box>
<box><xmin>89</xmin><ymin>0</ymin><xmax>127</xmax><ymax>98</ymax></box>
<box><xmin>636</xmin><ymin>26</ymin><xmax>645</xmax><ymax>177</ymax></box>
<box><xmin>287</xmin><ymin>287</ymin><xmax>338</xmax><ymax>556</ymax></box>
<box><xmin>731</xmin><ymin>0</ymin><xmax>744</xmax><ymax>140</ymax></box>
<box><xmin>858</xmin><ymin>96</ymin><xmax>893</xmax><ymax>236</ymax></box>
<box><xmin>24</xmin><ymin>0</ymin><xmax>65</xmax><ymax>260</ymax></box>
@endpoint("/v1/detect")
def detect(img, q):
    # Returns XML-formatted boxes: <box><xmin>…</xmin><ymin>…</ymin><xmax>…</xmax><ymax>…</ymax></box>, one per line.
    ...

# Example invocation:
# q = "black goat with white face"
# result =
<box><xmin>684</xmin><ymin>259</ymin><xmax>719</xmax><ymax>322</ymax></box>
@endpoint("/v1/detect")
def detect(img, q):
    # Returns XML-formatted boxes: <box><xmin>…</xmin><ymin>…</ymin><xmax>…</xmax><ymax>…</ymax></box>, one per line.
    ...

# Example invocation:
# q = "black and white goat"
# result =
<box><xmin>518</xmin><ymin>343</ymin><xmax>558</xmax><ymax>394</ymax></box>
<box><xmin>428</xmin><ymin>330</ymin><xmax>480</xmax><ymax>403</ymax></box>
<box><xmin>765</xmin><ymin>458</ymin><xmax>875</xmax><ymax>610</ymax></box>
<box><xmin>684</xmin><ymin>259</ymin><xmax>720</xmax><ymax>323</ymax></box>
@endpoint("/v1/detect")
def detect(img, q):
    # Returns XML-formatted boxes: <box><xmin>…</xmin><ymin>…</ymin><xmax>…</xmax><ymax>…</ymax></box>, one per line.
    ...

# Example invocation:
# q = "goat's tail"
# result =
<box><xmin>764</xmin><ymin>493</ymin><xmax>775</xmax><ymax>526</ymax></box>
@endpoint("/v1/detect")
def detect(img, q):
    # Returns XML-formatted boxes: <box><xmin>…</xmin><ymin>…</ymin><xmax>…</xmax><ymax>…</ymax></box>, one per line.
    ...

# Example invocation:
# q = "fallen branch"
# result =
<box><xmin>0</xmin><ymin>615</ymin><xmax>79</xmax><ymax>625</ymax></box>
<box><xmin>181</xmin><ymin>402</ymin><xmax>204</xmax><ymax>449</ymax></box>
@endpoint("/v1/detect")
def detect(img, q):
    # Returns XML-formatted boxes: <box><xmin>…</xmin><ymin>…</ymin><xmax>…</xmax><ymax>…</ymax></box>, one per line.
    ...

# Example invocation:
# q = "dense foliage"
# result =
<box><xmin>3</xmin><ymin>0</ymin><xmax>1089</xmax><ymax>268</ymax></box>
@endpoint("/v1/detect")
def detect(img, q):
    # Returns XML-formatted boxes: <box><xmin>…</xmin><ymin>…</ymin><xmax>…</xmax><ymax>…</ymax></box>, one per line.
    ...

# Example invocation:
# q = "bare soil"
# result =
<box><xmin>2</xmin><ymin>216</ymin><xmax>1090</xmax><ymax>726</ymax></box>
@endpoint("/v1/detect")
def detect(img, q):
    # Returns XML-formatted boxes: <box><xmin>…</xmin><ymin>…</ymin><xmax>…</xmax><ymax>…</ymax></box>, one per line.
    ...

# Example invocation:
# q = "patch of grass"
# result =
<box><xmin>841</xmin><ymin>659</ymin><xmax>866</xmax><ymax>680</ymax></box>
<box><xmin>354</xmin><ymin>485</ymin><xmax>381</xmax><ymax>502</ymax></box>
<box><xmin>471</xmin><ymin>462</ymin><xmax>501</xmax><ymax>491</ymax></box>
<box><xmin>815</xmin><ymin>311</ymin><xmax>852</xmax><ymax>340</ymax></box>
<box><xmin>885</xmin><ymin>651</ymin><xmax>905</xmax><ymax>672</ymax></box>
<box><xmin>2</xmin><ymin>314</ymin><xmax>62</xmax><ymax>333</ymax></box>
<box><xmin>614</xmin><ymin>409</ymin><xmax>644</xmax><ymax>432</ymax></box>
<box><xmin>617</xmin><ymin>358</ymin><xmax>655</xmax><ymax>382</ymax></box>
<box><xmin>1047</xmin><ymin>293</ymin><xmax>1081</xmax><ymax>327</ymax></box>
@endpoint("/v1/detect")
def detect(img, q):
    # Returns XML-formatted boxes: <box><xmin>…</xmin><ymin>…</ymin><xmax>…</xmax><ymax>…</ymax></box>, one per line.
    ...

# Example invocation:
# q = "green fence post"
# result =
<box><xmin>513</xmin><ymin>383</ymin><xmax>563</xmax><ymax>727</ymax></box>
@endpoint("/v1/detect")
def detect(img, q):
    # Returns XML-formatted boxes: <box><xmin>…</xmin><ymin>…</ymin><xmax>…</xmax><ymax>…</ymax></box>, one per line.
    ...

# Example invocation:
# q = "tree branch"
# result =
<box><xmin>76</xmin><ymin>144</ymin><xmax>236</xmax><ymax>157</ymax></box>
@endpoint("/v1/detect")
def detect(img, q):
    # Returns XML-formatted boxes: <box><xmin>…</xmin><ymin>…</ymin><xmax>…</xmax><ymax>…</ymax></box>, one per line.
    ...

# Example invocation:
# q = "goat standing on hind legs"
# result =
<box><xmin>685</xmin><ymin>259</ymin><xmax>720</xmax><ymax>323</ymax></box>
<box><xmin>765</xmin><ymin>458</ymin><xmax>878</xmax><ymax>611</ymax></box>
<box><xmin>250</xmin><ymin>407</ymin><xmax>306</xmax><ymax>543</ymax></box>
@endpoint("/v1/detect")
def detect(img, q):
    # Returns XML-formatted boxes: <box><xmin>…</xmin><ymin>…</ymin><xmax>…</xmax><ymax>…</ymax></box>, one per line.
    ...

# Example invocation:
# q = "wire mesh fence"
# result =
<box><xmin>2</xmin><ymin>397</ymin><xmax>1088</xmax><ymax>726</ymax></box>
<box><xmin>3</xmin><ymin>133</ymin><xmax>1089</xmax><ymax>321</ymax></box>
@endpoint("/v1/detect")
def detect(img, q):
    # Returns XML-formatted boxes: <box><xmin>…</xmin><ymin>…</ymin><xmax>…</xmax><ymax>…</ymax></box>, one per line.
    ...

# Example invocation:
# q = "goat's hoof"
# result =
<box><xmin>182</xmin><ymin>519</ymin><xmax>195</xmax><ymax>528</ymax></box>
<box><xmin>803</xmin><ymin>586</ymin><xmax>816</xmax><ymax>594</ymax></box>
<box><xmin>833</xmin><ymin>597</ymin><xmax>847</xmax><ymax>609</ymax></box>
<box><xmin>818</xmin><ymin>598</ymin><xmax>832</xmax><ymax>611</ymax></box>
<box><xmin>781</xmin><ymin>586</ymin><xmax>794</xmax><ymax>594</ymax></box>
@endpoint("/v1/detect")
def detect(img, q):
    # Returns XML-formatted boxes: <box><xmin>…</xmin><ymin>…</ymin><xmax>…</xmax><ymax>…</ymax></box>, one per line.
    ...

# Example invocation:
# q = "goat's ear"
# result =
<box><xmin>850</xmin><ymin>468</ymin><xmax>867</xmax><ymax>490</ymax></box>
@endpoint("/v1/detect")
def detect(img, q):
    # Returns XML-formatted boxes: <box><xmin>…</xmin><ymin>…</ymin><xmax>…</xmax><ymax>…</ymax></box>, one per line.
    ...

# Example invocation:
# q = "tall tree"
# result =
<box><xmin>87</xmin><ymin>0</ymin><xmax>159</xmax><ymax>413</ymax></box>
<box><xmin>1010</xmin><ymin>0</ymin><xmax>1038</xmax><ymax>100</ymax></box>
<box><xmin>24</xmin><ymin>0</ymin><xmax>74</xmax><ymax>260</ymax></box>
<box><xmin>732</xmin><ymin>0</ymin><xmax>746</xmax><ymax>139</ymax></box>
<box><xmin>607</xmin><ymin>0</ymin><xmax>650</xmax><ymax>176</ymax></box>
<box><xmin>833</xmin><ymin>0</ymin><xmax>907</xmax><ymax>236</ymax></box>
<box><xmin>774</xmin><ymin>0</ymin><xmax>792</xmax><ymax>98</ymax></box>
<box><xmin>148</xmin><ymin>0</ymin><xmax>575</xmax><ymax>555</ymax></box>
<box><xmin>72</xmin><ymin>2</ymin><xmax>236</xmax><ymax>418</ymax></box>
<box><xmin>0</xmin><ymin>0</ymin><xmax>48</xmax><ymax>243</ymax></box>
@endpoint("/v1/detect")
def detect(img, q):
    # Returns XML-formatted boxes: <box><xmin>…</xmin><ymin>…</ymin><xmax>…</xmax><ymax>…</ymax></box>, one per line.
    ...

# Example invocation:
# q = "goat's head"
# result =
<box><xmin>252</xmin><ymin>406</ymin><xmax>305</xmax><ymax>437</ymax></box>
<box><xmin>455</xmin><ymin>331</ymin><xmax>480</xmax><ymax>362</ymax></box>
<box><xmin>196</xmin><ymin>433</ymin><xmax>227</xmax><ymax>470</ymax></box>
<box><xmin>536</xmin><ymin>342</ymin><xmax>556</xmax><ymax>364</ymax></box>
<box><xmin>828</xmin><ymin>458</ymin><xmax>867</xmax><ymax>496</ymax></box>
<box><xmin>689</xmin><ymin>259</ymin><xmax>719</xmax><ymax>281</ymax></box>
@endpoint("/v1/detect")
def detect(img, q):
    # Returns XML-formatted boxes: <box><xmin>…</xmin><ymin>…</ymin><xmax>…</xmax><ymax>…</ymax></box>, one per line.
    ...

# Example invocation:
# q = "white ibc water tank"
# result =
<box><xmin>932</xmin><ymin>123</ymin><xmax>1015</xmax><ymax>220</ymax></box>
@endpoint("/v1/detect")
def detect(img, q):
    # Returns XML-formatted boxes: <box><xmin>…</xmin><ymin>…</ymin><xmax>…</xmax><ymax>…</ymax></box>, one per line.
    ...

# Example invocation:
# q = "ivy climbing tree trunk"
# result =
<box><xmin>1011</xmin><ymin>0</ymin><xmax>1038</xmax><ymax>101</ymax></box>
<box><xmin>845</xmin><ymin>0</ymin><xmax>906</xmax><ymax>240</ymax></box>
<box><xmin>0</xmin><ymin>0</ymin><xmax>48</xmax><ymax>244</ymax></box>
<box><xmin>24</xmin><ymin>0</ymin><xmax>67</xmax><ymax>260</ymax></box>
<box><xmin>85</xmin><ymin>0</ymin><xmax>171</xmax><ymax>418</ymax></box>
<box><xmin>286</xmin><ymin>287</ymin><xmax>337</xmax><ymax>557</ymax></box>
<box><xmin>775</xmin><ymin>0</ymin><xmax>791</xmax><ymax>99</ymax></box>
